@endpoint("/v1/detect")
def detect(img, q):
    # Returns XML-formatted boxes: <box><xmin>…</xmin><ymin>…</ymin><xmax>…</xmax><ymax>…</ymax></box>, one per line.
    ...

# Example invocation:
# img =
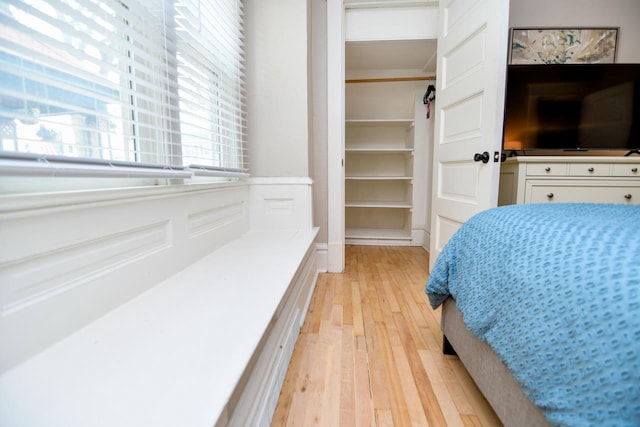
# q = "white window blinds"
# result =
<box><xmin>0</xmin><ymin>0</ymin><xmax>247</xmax><ymax>179</ymax></box>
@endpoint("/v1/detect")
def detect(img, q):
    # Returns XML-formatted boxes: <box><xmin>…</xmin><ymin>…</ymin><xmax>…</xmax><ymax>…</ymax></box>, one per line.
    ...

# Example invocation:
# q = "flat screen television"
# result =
<box><xmin>502</xmin><ymin>64</ymin><xmax>640</xmax><ymax>156</ymax></box>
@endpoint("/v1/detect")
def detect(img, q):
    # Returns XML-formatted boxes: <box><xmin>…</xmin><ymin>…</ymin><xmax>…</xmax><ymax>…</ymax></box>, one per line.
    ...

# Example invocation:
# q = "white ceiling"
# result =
<box><xmin>345</xmin><ymin>39</ymin><xmax>437</xmax><ymax>73</ymax></box>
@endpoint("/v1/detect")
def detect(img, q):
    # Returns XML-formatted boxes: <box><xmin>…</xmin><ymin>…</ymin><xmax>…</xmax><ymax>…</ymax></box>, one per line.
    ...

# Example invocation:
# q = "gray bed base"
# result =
<box><xmin>441</xmin><ymin>298</ymin><xmax>550</xmax><ymax>427</ymax></box>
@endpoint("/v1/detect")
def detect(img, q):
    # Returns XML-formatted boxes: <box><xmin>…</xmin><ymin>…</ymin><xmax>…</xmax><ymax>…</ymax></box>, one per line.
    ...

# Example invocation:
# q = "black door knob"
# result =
<box><xmin>473</xmin><ymin>151</ymin><xmax>490</xmax><ymax>164</ymax></box>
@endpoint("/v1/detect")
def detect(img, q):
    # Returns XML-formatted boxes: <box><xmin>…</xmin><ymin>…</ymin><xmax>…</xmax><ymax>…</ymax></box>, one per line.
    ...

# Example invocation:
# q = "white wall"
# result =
<box><xmin>244</xmin><ymin>0</ymin><xmax>311</xmax><ymax>177</ymax></box>
<box><xmin>311</xmin><ymin>0</ymin><xmax>328</xmax><ymax>245</ymax></box>
<box><xmin>242</xmin><ymin>0</ymin><xmax>640</xmax><ymax>255</ymax></box>
<box><xmin>509</xmin><ymin>0</ymin><xmax>640</xmax><ymax>62</ymax></box>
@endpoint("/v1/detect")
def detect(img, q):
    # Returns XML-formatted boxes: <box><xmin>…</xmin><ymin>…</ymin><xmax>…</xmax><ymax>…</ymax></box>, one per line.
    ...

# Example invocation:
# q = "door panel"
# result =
<box><xmin>440</xmin><ymin>162</ymin><xmax>481</xmax><ymax>201</ymax></box>
<box><xmin>429</xmin><ymin>0</ymin><xmax>510</xmax><ymax>269</ymax></box>
<box><xmin>434</xmin><ymin>215</ymin><xmax>462</xmax><ymax>255</ymax></box>
<box><xmin>442</xmin><ymin>0</ymin><xmax>478</xmax><ymax>35</ymax></box>
<box><xmin>440</xmin><ymin>93</ymin><xmax>483</xmax><ymax>142</ymax></box>
<box><xmin>444</xmin><ymin>29</ymin><xmax>487</xmax><ymax>84</ymax></box>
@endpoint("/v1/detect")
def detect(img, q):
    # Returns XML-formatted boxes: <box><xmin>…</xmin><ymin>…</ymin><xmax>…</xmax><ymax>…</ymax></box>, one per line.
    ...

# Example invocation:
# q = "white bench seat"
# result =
<box><xmin>0</xmin><ymin>228</ymin><xmax>319</xmax><ymax>427</ymax></box>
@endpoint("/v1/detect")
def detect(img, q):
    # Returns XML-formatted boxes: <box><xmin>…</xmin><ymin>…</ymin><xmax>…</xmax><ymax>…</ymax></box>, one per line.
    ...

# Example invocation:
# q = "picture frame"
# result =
<box><xmin>509</xmin><ymin>27</ymin><xmax>619</xmax><ymax>65</ymax></box>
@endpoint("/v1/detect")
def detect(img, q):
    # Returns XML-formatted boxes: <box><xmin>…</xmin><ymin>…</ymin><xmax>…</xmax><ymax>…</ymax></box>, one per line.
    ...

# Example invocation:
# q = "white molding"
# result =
<box><xmin>411</xmin><ymin>227</ymin><xmax>425</xmax><ymax>246</ymax></box>
<box><xmin>0</xmin><ymin>181</ymin><xmax>247</xmax><ymax>216</ymax></box>
<box><xmin>422</xmin><ymin>230</ymin><xmax>431</xmax><ymax>254</ymax></box>
<box><xmin>345</xmin><ymin>1</ymin><xmax>438</xmax><ymax>9</ymax></box>
<box><xmin>327</xmin><ymin>241</ymin><xmax>345</xmax><ymax>273</ymax></box>
<box><xmin>315</xmin><ymin>242</ymin><xmax>328</xmax><ymax>272</ymax></box>
<box><xmin>327</xmin><ymin>0</ymin><xmax>346</xmax><ymax>272</ymax></box>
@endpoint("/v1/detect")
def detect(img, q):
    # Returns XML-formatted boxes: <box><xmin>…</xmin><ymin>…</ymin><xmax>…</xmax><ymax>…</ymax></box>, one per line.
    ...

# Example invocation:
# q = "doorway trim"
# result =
<box><xmin>327</xmin><ymin>0</ymin><xmax>345</xmax><ymax>272</ymax></box>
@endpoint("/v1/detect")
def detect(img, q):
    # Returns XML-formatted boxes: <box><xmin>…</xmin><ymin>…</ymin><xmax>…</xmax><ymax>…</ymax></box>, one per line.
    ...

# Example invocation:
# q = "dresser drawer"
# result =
<box><xmin>526</xmin><ymin>163</ymin><xmax>567</xmax><ymax>176</ymax></box>
<box><xmin>567</xmin><ymin>163</ymin><xmax>611</xmax><ymax>177</ymax></box>
<box><xmin>526</xmin><ymin>182</ymin><xmax>640</xmax><ymax>204</ymax></box>
<box><xmin>612</xmin><ymin>164</ymin><xmax>640</xmax><ymax>177</ymax></box>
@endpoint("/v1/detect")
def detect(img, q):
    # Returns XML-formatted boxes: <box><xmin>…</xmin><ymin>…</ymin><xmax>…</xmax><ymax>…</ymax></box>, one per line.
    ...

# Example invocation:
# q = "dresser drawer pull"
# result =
<box><xmin>544</xmin><ymin>167</ymin><xmax>551</xmax><ymax>172</ymax></box>
<box><xmin>588</xmin><ymin>167</ymin><xmax>595</xmax><ymax>173</ymax></box>
<box><xmin>624</xmin><ymin>194</ymin><xmax>633</xmax><ymax>200</ymax></box>
<box><xmin>547</xmin><ymin>193</ymin><xmax>554</xmax><ymax>199</ymax></box>
<box><xmin>632</xmin><ymin>168</ymin><xmax>638</xmax><ymax>173</ymax></box>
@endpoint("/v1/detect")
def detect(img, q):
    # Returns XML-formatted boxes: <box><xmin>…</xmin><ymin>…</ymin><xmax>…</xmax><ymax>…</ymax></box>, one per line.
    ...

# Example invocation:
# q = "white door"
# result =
<box><xmin>429</xmin><ymin>0</ymin><xmax>510</xmax><ymax>270</ymax></box>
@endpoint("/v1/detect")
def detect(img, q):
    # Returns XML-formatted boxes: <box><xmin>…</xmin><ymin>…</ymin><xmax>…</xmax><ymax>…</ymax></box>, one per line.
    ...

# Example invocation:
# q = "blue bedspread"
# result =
<box><xmin>426</xmin><ymin>203</ymin><xmax>640</xmax><ymax>427</ymax></box>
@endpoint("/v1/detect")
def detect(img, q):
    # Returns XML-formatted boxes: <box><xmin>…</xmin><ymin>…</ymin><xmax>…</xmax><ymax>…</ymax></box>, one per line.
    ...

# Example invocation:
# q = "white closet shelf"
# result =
<box><xmin>346</xmin><ymin>201</ymin><xmax>412</xmax><ymax>208</ymax></box>
<box><xmin>344</xmin><ymin>75</ymin><xmax>424</xmax><ymax>246</ymax></box>
<box><xmin>345</xmin><ymin>119</ymin><xmax>414</xmax><ymax>127</ymax></box>
<box><xmin>345</xmin><ymin>148</ymin><xmax>414</xmax><ymax>153</ymax></box>
<box><xmin>345</xmin><ymin>227</ymin><xmax>412</xmax><ymax>240</ymax></box>
<box><xmin>346</xmin><ymin>176</ymin><xmax>413</xmax><ymax>180</ymax></box>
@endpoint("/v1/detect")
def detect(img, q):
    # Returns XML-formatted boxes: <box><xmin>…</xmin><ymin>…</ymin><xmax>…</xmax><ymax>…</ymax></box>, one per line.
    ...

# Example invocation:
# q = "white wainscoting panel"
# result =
<box><xmin>3</xmin><ymin>220</ymin><xmax>171</xmax><ymax>317</ymax></box>
<box><xmin>0</xmin><ymin>182</ymin><xmax>250</xmax><ymax>373</ymax></box>
<box><xmin>249</xmin><ymin>177</ymin><xmax>314</xmax><ymax>230</ymax></box>
<box><xmin>315</xmin><ymin>242</ymin><xmax>328</xmax><ymax>273</ymax></box>
<box><xmin>188</xmin><ymin>201</ymin><xmax>246</xmax><ymax>238</ymax></box>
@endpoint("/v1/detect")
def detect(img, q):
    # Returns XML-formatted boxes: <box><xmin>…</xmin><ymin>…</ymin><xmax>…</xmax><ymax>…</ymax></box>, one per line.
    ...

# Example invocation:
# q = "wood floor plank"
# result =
<box><xmin>389</xmin><ymin>340</ymin><xmax>430</xmax><ymax>426</ymax></box>
<box><xmin>285</xmin><ymin>334</ymin><xmax>322</xmax><ymax>426</ymax></box>
<box><xmin>449</xmin><ymin>359</ymin><xmax>502</xmax><ymax>426</ymax></box>
<box><xmin>320</xmin><ymin>276</ymin><xmax>336</xmax><ymax>324</ymax></box>
<box><xmin>272</xmin><ymin>246</ymin><xmax>501</xmax><ymax>427</ymax></box>
<box><xmin>375</xmin><ymin>408</ymin><xmax>394</xmax><ymax>427</ymax></box>
<box><xmin>360</xmin><ymin>287</ymin><xmax>392</xmax><ymax>413</ymax></box>
<box><xmin>343</xmin><ymin>276</ymin><xmax>354</xmax><ymax>327</ymax></box>
<box><xmin>320</xmin><ymin>321</ymin><xmax>342</xmax><ymax>426</ymax></box>
<box><xmin>375</xmin><ymin>320</ymin><xmax>412</xmax><ymax>427</ymax></box>
<box><xmin>461</xmin><ymin>415</ymin><xmax>484</xmax><ymax>427</ymax></box>
<box><xmin>272</xmin><ymin>333</ymin><xmax>306</xmax><ymax>426</ymax></box>
<box><xmin>353</xmin><ymin>337</ymin><xmax>375</xmax><ymax>427</ymax></box>
<box><xmin>340</xmin><ymin>326</ymin><xmax>356</xmax><ymax>426</ymax></box>
<box><xmin>381</xmin><ymin>279</ymin><xmax>402</xmax><ymax>313</ymax></box>
<box><xmin>417</xmin><ymin>349</ymin><xmax>466</xmax><ymax>427</ymax></box>
<box><xmin>302</xmin><ymin>275</ymin><xmax>327</xmax><ymax>334</ymax></box>
<box><xmin>351</xmin><ymin>281</ymin><xmax>365</xmax><ymax>337</ymax></box>
<box><xmin>394</xmin><ymin>311</ymin><xmax>448</xmax><ymax>427</ymax></box>
<box><xmin>333</xmin><ymin>274</ymin><xmax>345</xmax><ymax>316</ymax></box>
<box><xmin>418</xmin><ymin>329</ymin><xmax>477</xmax><ymax>417</ymax></box>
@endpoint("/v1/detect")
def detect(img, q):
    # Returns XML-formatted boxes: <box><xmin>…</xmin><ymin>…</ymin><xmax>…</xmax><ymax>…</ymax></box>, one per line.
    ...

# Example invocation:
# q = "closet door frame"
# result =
<box><xmin>326</xmin><ymin>1</ymin><xmax>439</xmax><ymax>272</ymax></box>
<box><xmin>327</xmin><ymin>0</ymin><xmax>345</xmax><ymax>273</ymax></box>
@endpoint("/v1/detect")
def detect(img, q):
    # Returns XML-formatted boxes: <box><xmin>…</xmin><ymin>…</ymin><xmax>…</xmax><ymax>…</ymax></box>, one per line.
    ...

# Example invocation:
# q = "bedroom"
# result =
<box><xmin>275</xmin><ymin>0</ymin><xmax>640</xmax><ymax>425</ymax></box>
<box><xmin>1</xmin><ymin>0</ymin><xmax>639</xmax><ymax>426</ymax></box>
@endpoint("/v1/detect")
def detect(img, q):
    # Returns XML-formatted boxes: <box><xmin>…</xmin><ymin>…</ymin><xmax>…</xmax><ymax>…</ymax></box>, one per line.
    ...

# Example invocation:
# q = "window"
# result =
<box><xmin>0</xmin><ymin>0</ymin><xmax>247</xmax><ymax>181</ymax></box>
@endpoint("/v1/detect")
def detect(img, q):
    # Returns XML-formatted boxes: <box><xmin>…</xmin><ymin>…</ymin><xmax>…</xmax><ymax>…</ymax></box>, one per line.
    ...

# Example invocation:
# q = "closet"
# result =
<box><xmin>343</xmin><ymin>8</ymin><xmax>438</xmax><ymax>246</ymax></box>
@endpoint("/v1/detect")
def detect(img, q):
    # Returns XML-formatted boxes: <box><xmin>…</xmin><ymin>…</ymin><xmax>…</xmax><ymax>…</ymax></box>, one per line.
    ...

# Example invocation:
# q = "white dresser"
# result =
<box><xmin>499</xmin><ymin>156</ymin><xmax>640</xmax><ymax>206</ymax></box>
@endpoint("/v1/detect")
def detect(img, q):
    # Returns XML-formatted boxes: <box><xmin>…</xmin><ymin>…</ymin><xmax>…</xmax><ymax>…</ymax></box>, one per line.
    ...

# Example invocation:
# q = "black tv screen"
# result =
<box><xmin>502</xmin><ymin>64</ymin><xmax>640</xmax><ymax>154</ymax></box>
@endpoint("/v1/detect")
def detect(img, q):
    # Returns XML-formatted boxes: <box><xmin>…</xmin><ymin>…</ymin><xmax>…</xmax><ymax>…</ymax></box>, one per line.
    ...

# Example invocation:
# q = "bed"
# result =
<box><xmin>426</xmin><ymin>203</ymin><xmax>640</xmax><ymax>427</ymax></box>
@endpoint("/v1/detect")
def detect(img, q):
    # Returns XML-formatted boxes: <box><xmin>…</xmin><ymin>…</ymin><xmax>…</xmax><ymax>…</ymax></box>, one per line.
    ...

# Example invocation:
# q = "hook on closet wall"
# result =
<box><xmin>423</xmin><ymin>84</ymin><xmax>436</xmax><ymax>118</ymax></box>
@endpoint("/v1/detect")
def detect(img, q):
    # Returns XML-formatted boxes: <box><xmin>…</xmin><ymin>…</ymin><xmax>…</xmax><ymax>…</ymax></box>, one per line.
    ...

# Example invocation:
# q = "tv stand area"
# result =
<box><xmin>498</xmin><ymin>156</ymin><xmax>640</xmax><ymax>206</ymax></box>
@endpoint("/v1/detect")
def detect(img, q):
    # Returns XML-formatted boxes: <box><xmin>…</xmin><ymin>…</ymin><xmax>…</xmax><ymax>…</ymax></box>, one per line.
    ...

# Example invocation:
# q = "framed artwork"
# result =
<box><xmin>509</xmin><ymin>28</ymin><xmax>619</xmax><ymax>65</ymax></box>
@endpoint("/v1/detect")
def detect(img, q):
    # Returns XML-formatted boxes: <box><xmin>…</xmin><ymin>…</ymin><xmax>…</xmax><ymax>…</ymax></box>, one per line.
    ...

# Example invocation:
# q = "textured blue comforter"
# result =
<box><xmin>426</xmin><ymin>203</ymin><xmax>640</xmax><ymax>427</ymax></box>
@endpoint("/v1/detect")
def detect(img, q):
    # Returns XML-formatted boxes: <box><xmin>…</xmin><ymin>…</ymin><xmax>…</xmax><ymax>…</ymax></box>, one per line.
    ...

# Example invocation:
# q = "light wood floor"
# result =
<box><xmin>272</xmin><ymin>245</ymin><xmax>502</xmax><ymax>427</ymax></box>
